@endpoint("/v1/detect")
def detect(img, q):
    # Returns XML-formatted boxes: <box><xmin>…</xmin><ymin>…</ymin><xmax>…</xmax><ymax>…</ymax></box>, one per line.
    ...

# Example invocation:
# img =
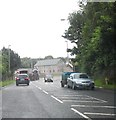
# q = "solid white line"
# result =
<box><xmin>63</xmin><ymin>100</ymin><xmax>103</xmax><ymax>103</ymax></box>
<box><xmin>42</xmin><ymin>90</ymin><xmax>48</xmax><ymax>95</ymax></box>
<box><xmin>84</xmin><ymin>112</ymin><xmax>116</xmax><ymax>116</ymax></box>
<box><xmin>71</xmin><ymin>108</ymin><xmax>92</xmax><ymax>120</ymax></box>
<box><xmin>51</xmin><ymin>95</ymin><xmax>63</xmax><ymax>104</ymax></box>
<box><xmin>71</xmin><ymin>105</ymin><xmax>116</xmax><ymax>109</ymax></box>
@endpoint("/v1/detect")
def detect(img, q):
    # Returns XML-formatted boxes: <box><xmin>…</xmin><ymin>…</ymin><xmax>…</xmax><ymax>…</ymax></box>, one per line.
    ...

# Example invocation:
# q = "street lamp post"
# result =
<box><xmin>8</xmin><ymin>45</ymin><xmax>11</xmax><ymax>74</ymax></box>
<box><xmin>65</xmin><ymin>40</ymin><xmax>69</xmax><ymax>64</ymax></box>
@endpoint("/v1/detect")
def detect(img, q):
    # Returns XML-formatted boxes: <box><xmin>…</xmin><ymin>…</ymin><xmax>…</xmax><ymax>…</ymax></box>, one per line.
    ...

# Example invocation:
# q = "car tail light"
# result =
<box><xmin>25</xmin><ymin>77</ymin><xmax>29</xmax><ymax>80</ymax></box>
<box><xmin>16</xmin><ymin>77</ymin><xmax>19</xmax><ymax>80</ymax></box>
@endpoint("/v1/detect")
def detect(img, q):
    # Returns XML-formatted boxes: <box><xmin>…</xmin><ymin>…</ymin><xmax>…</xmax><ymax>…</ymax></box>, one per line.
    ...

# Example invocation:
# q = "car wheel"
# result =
<box><xmin>67</xmin><ymin>85</ymin><xmax>70</xmax><ymax>88</ymax></box>
<box><xmin>27</xmin><ymin>83</ymin><xmax>29</xmax><ymax>86</ymax></box>
<box><xmin>61</xmin><ymin>82</ymin><xmax>64</xmax><ymax>87</ymax></box>
<box><xmin>72</xmin><ymin>83</ymin><xmax>76</xmax><ymax>90</ymax></box>
<box><xmin>91</xmin><ymin>86</ymin><xmax>95</xmax><ymax>90</ymax></box>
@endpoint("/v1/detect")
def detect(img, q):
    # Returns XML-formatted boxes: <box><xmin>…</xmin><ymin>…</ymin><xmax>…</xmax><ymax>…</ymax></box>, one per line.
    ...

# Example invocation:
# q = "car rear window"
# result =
<box><xmin>18</xmin><ymin>75</ymin><xmax>28</xmax><ymax>78</ymax></box>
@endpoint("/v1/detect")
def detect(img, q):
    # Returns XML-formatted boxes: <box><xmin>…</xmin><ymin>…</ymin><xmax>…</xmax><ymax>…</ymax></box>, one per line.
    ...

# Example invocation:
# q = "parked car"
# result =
<box><xmin>44</xmin><ymin>74</ymin><xmax>53</xmax><ymax>82</ymax></box>
<box><xmin>15</xmin><ymin>74</ymin><xmax>30</xmax><ymax>86</ymax></box>
<box><xmin>60</xmin><ymin>72</ymin><xmax>76</xmax><ymax>87</ymax></box>
<box><xmin>67</xmin><ymin>73</ymin><xmax>95</xmax><ymax>90</ymax></box>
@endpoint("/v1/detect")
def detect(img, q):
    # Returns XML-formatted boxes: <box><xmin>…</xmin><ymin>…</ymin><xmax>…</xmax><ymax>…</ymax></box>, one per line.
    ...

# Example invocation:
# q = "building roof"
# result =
<box><xmin>34</xmin><ymin>58</ymin><xmax>62</xmax><ymax>66</ymax></box>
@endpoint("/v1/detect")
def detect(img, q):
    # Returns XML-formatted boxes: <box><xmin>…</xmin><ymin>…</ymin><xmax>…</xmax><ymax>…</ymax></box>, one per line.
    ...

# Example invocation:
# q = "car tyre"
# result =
<box><xmin>61</xmin><ymin>82</ymin><xmax>64</xmax><ymax>87</ymax></box>
<box><xmin>67</xmin><ymin>85</ymin><xmax>70</xmax><ymax>88</ymax></box>
<box><xmin>72</xmin><ymin>83</ymin><xmax>76</xmax><ymax>90</ymax></box>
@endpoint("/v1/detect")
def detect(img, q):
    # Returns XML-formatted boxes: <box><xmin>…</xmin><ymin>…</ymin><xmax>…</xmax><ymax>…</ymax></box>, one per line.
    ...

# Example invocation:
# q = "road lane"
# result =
<box><xmin>1</xmin><ymin>76</ymin><xmax>116</xmax><ymax>119</ymax></box>
<box><xmin>2</xmin><ymin>81</ymin><xmax>81</xmax><ymax>118</ymax></box>
<box><xmin>31</xmin><ymin>76</ymin><xmax>115</xmax><ymax>119</ymax></box>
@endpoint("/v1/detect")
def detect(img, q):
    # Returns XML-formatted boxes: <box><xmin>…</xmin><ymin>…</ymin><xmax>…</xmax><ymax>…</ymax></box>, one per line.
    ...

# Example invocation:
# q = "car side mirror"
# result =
<box><xmin>70</xmin><ymin>76</ymin><xmax>73</xmax><ymax>79</ymax></box>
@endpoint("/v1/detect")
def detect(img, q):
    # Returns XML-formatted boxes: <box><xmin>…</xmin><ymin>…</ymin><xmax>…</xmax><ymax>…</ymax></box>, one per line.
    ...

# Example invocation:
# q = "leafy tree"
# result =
<box><xmin>63</xmin><ymin>2</ymin><xmax>116</xmax><ymax>83</ymax></box>
<box><xmin>1</xmin><ymin>47</ymin><xmax>21</xmax><ymax>80</ymax></box>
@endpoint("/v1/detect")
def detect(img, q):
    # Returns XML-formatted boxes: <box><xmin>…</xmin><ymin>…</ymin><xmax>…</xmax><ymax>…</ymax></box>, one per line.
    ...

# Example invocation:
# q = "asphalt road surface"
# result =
<box><xmin>1</xmin><ymin>76</ymin><xmax>116</xmax><ymax>119</ymax></box>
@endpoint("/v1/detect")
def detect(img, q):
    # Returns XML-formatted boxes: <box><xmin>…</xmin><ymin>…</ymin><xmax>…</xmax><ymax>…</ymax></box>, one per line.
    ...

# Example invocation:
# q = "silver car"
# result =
<box><xmin>44</xmin><ymin>74</ymin><xmax>53</xmax><ymax>82</ymax></box>
<box><xmin>67</xmin><ymin>73</ymin><xmax>94</xmax><ymax>90</ymax></box>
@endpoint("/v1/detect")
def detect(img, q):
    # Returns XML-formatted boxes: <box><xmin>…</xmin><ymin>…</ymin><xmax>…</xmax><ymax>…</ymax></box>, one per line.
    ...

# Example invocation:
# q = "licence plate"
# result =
<box><xmin>20</xmin><ymin>78</ymin><xmax>24</xmax><ymax>81</ymax></box>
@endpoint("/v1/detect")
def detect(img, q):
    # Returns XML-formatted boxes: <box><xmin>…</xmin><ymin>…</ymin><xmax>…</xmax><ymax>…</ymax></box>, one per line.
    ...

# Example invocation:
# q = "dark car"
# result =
<box><xmin>67</xmin><ymin>73</ymin><xmax>95</xmax><ymax>90</ymax></box>
<box><xmin>44</xmin><ymin>74</ymin><xmax>53</xmax><ymax>82</ymax></box>
<box><xmin>15</xmin><ymin>74</ymin><xmax>30</xmax><ymax>86</ymax></box>
<box><xmin>60</xmin><ymin>72</ymin><xmax>76</xmax><ymax>87</ymax></box>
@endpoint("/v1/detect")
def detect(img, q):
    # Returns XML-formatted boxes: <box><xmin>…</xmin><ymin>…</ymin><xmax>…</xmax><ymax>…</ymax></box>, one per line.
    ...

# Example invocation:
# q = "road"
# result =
<box><xmin>1</xmin><ymin>76</ymin><xmax>116</xmax><ymax>119</ymax></box>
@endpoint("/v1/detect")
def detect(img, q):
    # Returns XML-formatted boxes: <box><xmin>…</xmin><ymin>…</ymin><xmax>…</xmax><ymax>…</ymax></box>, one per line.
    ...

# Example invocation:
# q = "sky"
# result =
<box><xmin>0</xmin><ymin>0</ymin><xmax>79</xmax><ymax>58</ymax></box>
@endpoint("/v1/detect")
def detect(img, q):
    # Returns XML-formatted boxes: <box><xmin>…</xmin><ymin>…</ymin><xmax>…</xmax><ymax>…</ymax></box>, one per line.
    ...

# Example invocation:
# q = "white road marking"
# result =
<box><xmin>58</xmin><ymin>95</ymin><xmax>107</xmax><ymax>103</ymax></box>
<box><xmin>42</xmin><ymin>90</ymin><xmax>48</xmax><ymax>95</ymax></box>
<box><xmin>71</xmin><ymin>105</ymin><xmax>116</xmax><ymax>109</ymax></box>
<box><xmin>84</xmin><ymin>112</ymin><xmax>116</xmax><ymax>116</ymax></box>
<box><xmin>36</xmin><ymin>86</ymin><xmax>42</xmax><ymax>90</ymax></box>
<box><xmin>59</xmin><ymin>96</ymin><xmax>92</xmax><ymax>100</ymax></box>
<box><xmin>71</xmin><ymin>108</ymin><xmax>92</xmax><ymax>120</ymax></box>
<box><xmin>86</xmin><ymin>95</ymin><xmax>107</xmax><ymax>103</ymax></box>
<box><xmin>58</xmin><ymin>95</ymin><xmax>86</xmax><ymax>97</ymax></box>
<box><xmin>51</xmin><ymin>95</ymin><xmax>63</xmax><ymax>104</ymax></box>
<box><xmin>63</xmin><ymin>100</ymin><xmax>104</xmax><ymax>103</ymax></box>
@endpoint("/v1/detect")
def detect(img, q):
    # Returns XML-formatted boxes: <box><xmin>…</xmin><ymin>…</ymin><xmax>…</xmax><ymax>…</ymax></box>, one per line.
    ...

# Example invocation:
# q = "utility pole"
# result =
<box><xmin>8</xmin><ymin>45</ymin><xmax>11</xmax><ymax>74</ymax></box>
<box><xmin>65</xmin><ymin>40</ymin><xmax>69</xmax><ymax>64</ymax></box>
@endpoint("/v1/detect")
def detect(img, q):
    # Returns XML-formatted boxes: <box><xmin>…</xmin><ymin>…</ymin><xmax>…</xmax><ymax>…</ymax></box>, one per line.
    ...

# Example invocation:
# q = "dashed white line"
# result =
<box><xmin>71</xmin><ymin>108</ymin><xmax>92</xmax><ymax>120</ymax></box>
<box><xmin>84</xmin><ymin>112</ymin><xmax>116</xmax><ymax>116</ymax></box>
<box><xmin>42</xmin><ymin>90</ymin><xmax>48</xmax><ymax>95</ymax></box>
<box><xmin>51</xmin><ymin>95</ymin><xmax>63</xmax><ymax>104</ymax></box>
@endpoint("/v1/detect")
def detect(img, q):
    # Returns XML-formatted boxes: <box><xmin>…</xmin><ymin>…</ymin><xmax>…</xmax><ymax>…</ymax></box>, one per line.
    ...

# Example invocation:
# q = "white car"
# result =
<box><xmin>44</xmin><ymin>74</ymin><xmax>53</xmax><ymax>82</ymax></box>
<box><xmin>67</xmin><ymin>73</ymin><xmax>94</xmax><ymax>90</ymax></box>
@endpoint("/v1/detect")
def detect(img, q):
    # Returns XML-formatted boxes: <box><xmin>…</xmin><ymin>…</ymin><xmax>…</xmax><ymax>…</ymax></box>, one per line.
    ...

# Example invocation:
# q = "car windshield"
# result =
<box><xmin>46</xmin><ymin>75</ymin><xmax>52</xmax><ymax>78</ymax></box>
<box><xmin>18</xmin><ymin>75</ymin><xmax>28</xmax><ymax>79</ymax></box>
<box><xmin>79</xmin><ymin>74</ymin><xmax>89</xmax><ymax>79</ymax></box>
<box><xmin>74</xmin><ymin>74</ymin><xmax>89</xmax><ymax>79</ymax></box>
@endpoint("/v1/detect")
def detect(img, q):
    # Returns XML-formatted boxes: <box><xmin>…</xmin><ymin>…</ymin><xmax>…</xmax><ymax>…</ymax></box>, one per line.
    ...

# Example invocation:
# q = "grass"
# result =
<box><xmin>0</xmin><ymin>79</ymin><xmax>15</xmax><ymax>87</ymax></box>
<box><xmin>94</xmin><ymin>79</ymin><xmax>116</xmax><ymax>90</ymax></box>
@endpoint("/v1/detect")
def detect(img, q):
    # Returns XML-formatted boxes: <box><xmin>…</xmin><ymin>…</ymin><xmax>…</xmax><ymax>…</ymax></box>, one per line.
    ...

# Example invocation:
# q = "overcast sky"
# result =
<box><xmin>0</xmin><ymin>0</ymin><xmax>79</xmax><ymax>58</ymax></box>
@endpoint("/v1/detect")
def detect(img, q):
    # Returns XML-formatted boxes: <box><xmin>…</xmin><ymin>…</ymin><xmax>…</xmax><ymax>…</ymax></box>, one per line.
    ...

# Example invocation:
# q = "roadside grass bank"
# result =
<box><xmin>95</xmin><ymin>79</ymin><xmax>116</xmax><ymax>90</ymax></box>
<box><xmin>0</xmin><ymin>79</ymin><xmax>15</xmax><ymax>87</ymax></box>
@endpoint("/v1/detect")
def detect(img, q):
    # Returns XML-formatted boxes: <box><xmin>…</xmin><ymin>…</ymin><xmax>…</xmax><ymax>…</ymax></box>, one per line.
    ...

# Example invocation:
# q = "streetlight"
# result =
<box><xmin>8</xmin><ymin>45</ymin><xmax>11</xmax><ymax>74</ymax></box>
<box><xmin>65</xmin><ymin>40</ymin><xmax>69</xmax><ymax>64</ymax></box>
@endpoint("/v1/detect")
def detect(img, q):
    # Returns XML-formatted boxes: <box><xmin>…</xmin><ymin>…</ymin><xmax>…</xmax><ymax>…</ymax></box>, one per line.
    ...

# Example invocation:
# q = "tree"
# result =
<box><xmin>1</xmin><ymin>47</ymin><xmax>21</xmax><ymax>80</ymax></box>
<box><xmin>63</xmin><ymin>2</ymin><xmax>116</xmax><ymax>83</ymax></box>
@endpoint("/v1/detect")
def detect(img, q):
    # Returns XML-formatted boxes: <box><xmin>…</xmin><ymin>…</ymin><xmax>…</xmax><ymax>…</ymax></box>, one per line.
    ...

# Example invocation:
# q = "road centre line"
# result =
<box><xmin>71</xmin><ymin>105</ymin><xmax>116</xmax><ymax>109</ymax></box>
<box><xmin>63</xmin><ymin>100</ymin><xmax>104</xmax><ymax>103</ymax></box>
<box><xmin>51</xmin><ymin>95</ymin><xmax>63</xmax><ymax>104</ymax></box>
<box><xmin>84</xmin><ymin>112</ymin><xmax>116</xmax><ymax>116</ymax></box>
<box><xmin>35</xmin><ymin>86</ymin><xmax>42</xmax><ymax>90</ymax></box>
<box><xmin>71</xmin><ymin>108</ymin><xmax>92</xmax><ymax>120</ymax></box>
<box><xmin>42</xmin><ymin>90</ymin><xmax>48</xmax><ymax>95</ymax></box>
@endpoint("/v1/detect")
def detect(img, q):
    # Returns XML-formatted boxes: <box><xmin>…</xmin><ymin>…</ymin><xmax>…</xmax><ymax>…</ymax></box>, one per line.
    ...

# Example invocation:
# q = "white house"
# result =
<box><xmin>34</xmin><ymin>58</ymin><xmax>73</xmax><ymax>76</ymax></box>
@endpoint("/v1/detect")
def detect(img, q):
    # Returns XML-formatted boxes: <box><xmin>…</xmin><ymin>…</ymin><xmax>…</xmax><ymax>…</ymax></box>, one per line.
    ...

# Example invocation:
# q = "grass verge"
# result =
<box><xmin>95</xmin><ymin>79</ymin><xmax>116</xmax><ymax>90</ymax></box>
<box><xmin>0</xmin><ymin>79</ymin><xmax>15</xmax><ymax>87</ymax></box>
